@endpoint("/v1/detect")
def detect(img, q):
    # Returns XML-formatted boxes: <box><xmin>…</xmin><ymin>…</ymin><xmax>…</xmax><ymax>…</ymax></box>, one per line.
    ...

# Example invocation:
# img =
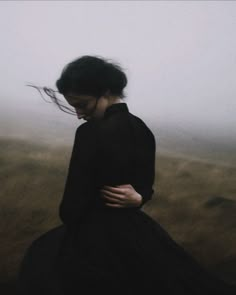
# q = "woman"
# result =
<box><xmin>18</xmin><ymin>55</ymin><xmax>236</xmax><ymax>294</ymax></box>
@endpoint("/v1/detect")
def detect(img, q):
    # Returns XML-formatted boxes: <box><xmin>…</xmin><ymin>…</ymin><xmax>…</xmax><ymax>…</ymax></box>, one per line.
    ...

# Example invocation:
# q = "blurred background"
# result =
<box><xmin>0</xmin><ymin>1</ymin><xmax>235</xmax><ymax>294</ymax></box>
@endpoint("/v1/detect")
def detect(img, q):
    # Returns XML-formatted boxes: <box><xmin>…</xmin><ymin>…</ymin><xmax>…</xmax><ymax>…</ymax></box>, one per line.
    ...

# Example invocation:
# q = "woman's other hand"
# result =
<box><xmin>100</xmin><ymin>184</ymin><xmax>142</xmax><ymax>208</ymax></box>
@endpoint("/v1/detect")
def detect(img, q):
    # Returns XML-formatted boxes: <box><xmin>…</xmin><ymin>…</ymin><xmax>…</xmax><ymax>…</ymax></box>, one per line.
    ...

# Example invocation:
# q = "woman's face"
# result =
<box><xmin>64</xmin><ymin>93</ymin><xmax>109</xmax><ymax>121</ymax></box>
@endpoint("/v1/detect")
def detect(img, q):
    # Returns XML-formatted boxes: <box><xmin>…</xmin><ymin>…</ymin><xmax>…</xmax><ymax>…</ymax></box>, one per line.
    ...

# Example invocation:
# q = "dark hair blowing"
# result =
<box><xmin>26</xmin><ymin>55</ymin><xmax>128</xmax><ymax>116</ymax></box>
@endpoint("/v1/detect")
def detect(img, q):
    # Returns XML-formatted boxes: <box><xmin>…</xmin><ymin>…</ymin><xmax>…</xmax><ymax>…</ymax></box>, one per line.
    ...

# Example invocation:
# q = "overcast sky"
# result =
<box><xmin>0</xmin><ymin>1</ymin><xmax>236</xmax><ymax>140</ymax></box>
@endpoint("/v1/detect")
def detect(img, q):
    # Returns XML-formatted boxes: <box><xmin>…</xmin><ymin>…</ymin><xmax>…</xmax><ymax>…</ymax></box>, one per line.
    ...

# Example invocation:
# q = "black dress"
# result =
<box><xmin>17</xmin><ymin>103</ymin><xmax>236</xmax><ymax>295</ymax></box>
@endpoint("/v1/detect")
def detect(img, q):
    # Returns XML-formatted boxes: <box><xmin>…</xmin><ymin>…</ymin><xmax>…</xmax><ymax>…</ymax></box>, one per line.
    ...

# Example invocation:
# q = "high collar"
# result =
<box><xmin>103</xmin><ymin>103</ymin><xmax>129</xmax><ymax>119</ymax></box>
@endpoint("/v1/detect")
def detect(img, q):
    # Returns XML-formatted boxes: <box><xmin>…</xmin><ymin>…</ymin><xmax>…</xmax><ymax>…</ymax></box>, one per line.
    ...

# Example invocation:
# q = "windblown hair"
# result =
<box><xmin>27</xmin><ymin>55</ymin><xmax>128</xmax><ymax>116</ymax></box>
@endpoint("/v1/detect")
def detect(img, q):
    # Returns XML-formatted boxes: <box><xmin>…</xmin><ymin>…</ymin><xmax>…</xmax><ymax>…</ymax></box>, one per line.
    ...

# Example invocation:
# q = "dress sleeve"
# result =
<box><xmin>133</xmin><ymin>129</ymin><xmax>156</xmax><ymax>209</ymax></box>
<box><xmin>59</xmin><ymin>122</ymin><xmax>98</xmax><ymax>227</ymax></box>
<box><xmin>137</xmin><ymin>188</ymin><xmax>155</xmax><ymax>209</ymax></box>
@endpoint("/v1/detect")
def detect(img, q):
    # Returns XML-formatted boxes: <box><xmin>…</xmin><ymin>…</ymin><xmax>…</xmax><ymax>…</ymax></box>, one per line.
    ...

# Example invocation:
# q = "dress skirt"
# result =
<box><xmin>17</xmin><ymin>206</ymin><xmax>236</xmax><ymax>295</ymax></box>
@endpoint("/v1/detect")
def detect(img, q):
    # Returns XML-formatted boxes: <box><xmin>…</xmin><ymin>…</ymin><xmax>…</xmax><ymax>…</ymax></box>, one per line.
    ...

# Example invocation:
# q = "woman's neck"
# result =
<box><xmin>108</xmin><ymin>97</ymin><xmax>122</xmax><ymax>107</ymax></box>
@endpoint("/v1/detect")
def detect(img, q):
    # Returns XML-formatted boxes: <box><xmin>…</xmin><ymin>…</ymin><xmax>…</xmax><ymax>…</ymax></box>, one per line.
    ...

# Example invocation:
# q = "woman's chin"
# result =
<box><xmin>76</xmin><ymin>115</ymin><xmax>90</xmax><ymax>121</ymax></box>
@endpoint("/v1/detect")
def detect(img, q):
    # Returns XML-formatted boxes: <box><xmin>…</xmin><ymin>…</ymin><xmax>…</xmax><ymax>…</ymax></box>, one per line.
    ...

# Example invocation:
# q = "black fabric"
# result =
<box><xmin>17</xmin><ymin>103</ymin><xmax>236</xmax><ymax>294</ymax></box>
<box><xmin>59</xmin><ymin>102</ymin><xmax>156</xmax><ymax>227</ymax></box>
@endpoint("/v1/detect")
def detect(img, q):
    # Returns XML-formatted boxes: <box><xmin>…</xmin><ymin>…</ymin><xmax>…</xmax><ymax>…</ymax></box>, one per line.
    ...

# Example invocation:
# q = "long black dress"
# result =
<box><xmin>17</xmin><ymin>103</ymin><xmax>236</xmax><ymax>294</ymax></box>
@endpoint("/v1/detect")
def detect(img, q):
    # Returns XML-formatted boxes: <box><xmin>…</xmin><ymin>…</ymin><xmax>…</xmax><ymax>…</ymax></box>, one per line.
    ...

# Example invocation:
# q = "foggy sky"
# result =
<box><xmin>0</xmin><ymin>1</ymin><xmax>236</xmax><ymax>138</ymax></box>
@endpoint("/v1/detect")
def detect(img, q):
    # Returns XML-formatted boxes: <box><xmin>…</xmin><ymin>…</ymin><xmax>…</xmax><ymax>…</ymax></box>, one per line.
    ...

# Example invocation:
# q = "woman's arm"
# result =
<box><xmin>99</xmin><ymin>125</ymin><xmax>156</xmax><ymax>209</ymax></box>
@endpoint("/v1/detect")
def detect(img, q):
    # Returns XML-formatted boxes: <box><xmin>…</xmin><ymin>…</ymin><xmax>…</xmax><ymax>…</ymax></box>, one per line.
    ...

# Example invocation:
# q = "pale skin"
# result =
<box><xmin>65</xmin><ymin>92</ymin><xmax>144</xmax><ymax>208</ymax></box>
<box><xmin>99</xmin><ymin>184</ymin><xmax>143</xmax><ymax>208</ymax></box>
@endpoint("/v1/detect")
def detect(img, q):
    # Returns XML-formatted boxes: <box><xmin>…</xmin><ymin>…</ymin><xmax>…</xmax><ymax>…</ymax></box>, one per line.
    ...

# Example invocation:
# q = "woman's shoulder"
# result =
<box><xmin>75</xmin><ymin>120</ymin><xmax>101</xmax><ymax>136</ymax></box>
<box><xmin>74</xmin><ymin>113</ymin><xmax>155</xmax><ymax>144</ymax></box>
<box><xmin>130</xmin><ymin>113</ymin><xmax>151</xmax><ymax>128</ymax></box>
<box><xmin>99</xmin><ymin>110</ymin><xmax>156</xmax><ymax>147</ymax></box>
<box><xmin>129</xmin><ymin>113</ymin><xmax>156</xmax><ymax>143</ymax></box>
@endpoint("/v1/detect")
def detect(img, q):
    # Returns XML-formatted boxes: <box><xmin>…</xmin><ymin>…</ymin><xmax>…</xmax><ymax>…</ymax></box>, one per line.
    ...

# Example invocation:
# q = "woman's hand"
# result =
<box><xmin>100</xmin><ymin>184</ymin><xmax>143</xmax><ymax>208</ymax></box>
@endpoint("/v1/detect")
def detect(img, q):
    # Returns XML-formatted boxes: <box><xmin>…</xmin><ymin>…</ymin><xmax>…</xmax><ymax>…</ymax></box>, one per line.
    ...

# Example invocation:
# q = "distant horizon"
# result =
<box><xmin>1</xmin><ymin>94</ymin><xmax>236</xmax><ymax>143</ymax></box>
<box><xmin>1</xmin><ymin>103</ymin><xmax>236</xmax><ymax>167</ymax></box>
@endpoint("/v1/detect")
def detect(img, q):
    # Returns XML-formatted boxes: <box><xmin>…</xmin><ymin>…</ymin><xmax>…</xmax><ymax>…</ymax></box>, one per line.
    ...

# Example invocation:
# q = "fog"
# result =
<box><xmin>0</xmin><ymin>1</ymin><xmax>236</xmax><ymax>163</ymax></box>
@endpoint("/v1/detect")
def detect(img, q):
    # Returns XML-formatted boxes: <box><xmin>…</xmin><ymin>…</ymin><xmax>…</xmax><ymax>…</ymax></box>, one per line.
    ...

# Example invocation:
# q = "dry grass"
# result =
<box><xmin>0</xmin><ymin>137</ymin><xmax>235</xmax><ymax>293</ymax></box>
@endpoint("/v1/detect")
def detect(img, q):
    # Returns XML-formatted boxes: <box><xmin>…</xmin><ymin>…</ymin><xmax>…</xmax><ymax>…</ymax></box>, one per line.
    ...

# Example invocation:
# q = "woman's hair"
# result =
<box><xmin>27</xmin><ymin>55</ymin><xmax>128</xmax><ymax>116</ymax></box>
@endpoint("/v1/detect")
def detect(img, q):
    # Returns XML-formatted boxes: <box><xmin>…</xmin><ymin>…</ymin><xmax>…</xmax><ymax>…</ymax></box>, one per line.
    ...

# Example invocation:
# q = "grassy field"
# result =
<box><xmin>0</xmin><ymin>137</ymin><xmax>235</xmax><ymax>293</ymax></box>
